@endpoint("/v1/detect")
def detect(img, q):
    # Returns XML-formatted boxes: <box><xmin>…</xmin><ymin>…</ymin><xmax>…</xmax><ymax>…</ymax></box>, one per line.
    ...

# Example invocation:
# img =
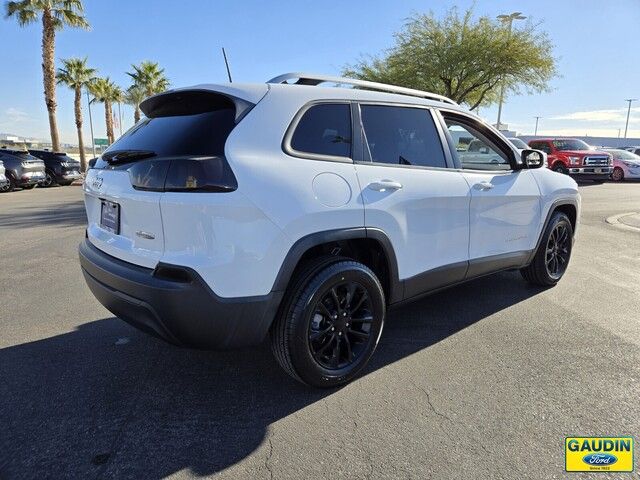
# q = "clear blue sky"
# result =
<box><xmin>1</xmin><ymin>0</ymin><xmax>639</xmax><ymax>144</ymax></box>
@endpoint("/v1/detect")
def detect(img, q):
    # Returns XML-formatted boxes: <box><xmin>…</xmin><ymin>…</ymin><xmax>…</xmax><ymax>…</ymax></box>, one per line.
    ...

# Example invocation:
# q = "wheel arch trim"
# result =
<box><xmin>271</xmin><ymin>227</ymin><xmax>402</xmax><ymax>303</ymax></box>
<box><xmin>526</xmin><ymin>198</ymin><xmax>578</xmax><ymax>265</ymax></box>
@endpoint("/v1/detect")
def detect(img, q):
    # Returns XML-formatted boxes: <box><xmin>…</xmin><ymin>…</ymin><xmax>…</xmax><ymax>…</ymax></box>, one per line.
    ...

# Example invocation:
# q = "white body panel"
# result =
<box><xmin>355</xmin><ymin>164</ymin><xmax>470</xmax><ymax>280</ymax></box>
<box><xmin>84</xmin><ymin>169</ymin><xmax>165</xmax><ymax>268</ymax></box>
<box><xmin>461</xmin><ymin>170</ymin><xmax>542</xmax><ymax>259</ymax></box>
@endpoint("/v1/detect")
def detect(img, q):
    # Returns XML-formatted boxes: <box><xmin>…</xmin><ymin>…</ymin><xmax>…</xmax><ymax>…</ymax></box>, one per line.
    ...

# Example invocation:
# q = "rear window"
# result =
<box><xmin>95</xmin><ymin>108</ymin><xmax>236</xmax><ymax>168</ymax></box>
<box><xmin>289</xmin><ymin>103</ymin><xmax>352</xmax><ymax>158</ymax></box>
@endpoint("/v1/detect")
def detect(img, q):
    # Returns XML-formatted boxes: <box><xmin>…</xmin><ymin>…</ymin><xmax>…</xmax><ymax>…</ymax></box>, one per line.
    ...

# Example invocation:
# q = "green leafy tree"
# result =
<box><xmin>344</xmin><ymin>7</ymin><xmax>556</xmax><ymax>110</ymax></box>
<box><xmin>89</xmin><ymin>77</ymin><xmax>121</xmax><ymax>145</ymax></box>
<box><xmin>56</xmin><ymin>57</ymin><xmax>95</xmax><ymax>171</ymax></box>
<box><xmin>5</xmin><ymin>0</ymin><xmax>89</xmax><ymax>151</ymax></box>
<box><xmin>124</xmin><ymin>84</ymin><xmax>146</xmax><ymax>124</ymax></box>
<box><xmin>126</xmin><ymin>61</ymin><xmax>169</xmax><ymax>97</ymax></box>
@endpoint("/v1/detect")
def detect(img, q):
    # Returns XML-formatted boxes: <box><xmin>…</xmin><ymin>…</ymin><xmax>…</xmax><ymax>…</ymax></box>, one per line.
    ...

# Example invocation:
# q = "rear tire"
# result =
<box><xmin>271</xmin><ymin>258</ymin><xmax>385</xmax><ymax>387</ymax></box>
<box><xmin>520</xmin><ymin>211</ymin><xmax>573</xmax><ymax>286</ymax></box>
<box><xmin>611</xmin><ymin>167</ymin><xmax>624</xmax><ymax>182</ymax></box>
<box><xmin>42</xmin><ymin>170</ymin><xmax>57</xmax><ymax>187</ymax></box>
<box><xmin>4</xmin><ymin>174</ymin><xmax>16</xmax><ymax>192</ymax></box>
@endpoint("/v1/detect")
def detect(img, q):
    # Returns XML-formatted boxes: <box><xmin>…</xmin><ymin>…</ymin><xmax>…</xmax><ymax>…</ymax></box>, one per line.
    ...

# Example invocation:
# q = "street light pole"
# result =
<box><xmin>496</xmin><ymin>12</ymin><xmax>527</xmax><ymax>130</ymax></box>
<box><xmin>534</xmin><ymin>116</ymin><xmax>541</xmax><ymax>136</ymax></box>
<box><xmin>624</xmin><ymin>98</ymin><xmax>637</xmax><ymax>138</ymax></box>
<box><xmin>86</xmin><ymin>87</ymin><xmax>96</xmax><ymax>159</ymax></box>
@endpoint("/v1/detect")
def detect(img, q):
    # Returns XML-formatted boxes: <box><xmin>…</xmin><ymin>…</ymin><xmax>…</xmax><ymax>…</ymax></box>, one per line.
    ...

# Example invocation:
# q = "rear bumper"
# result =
<box><xmin>59</xmin><ymin>169</ymin><xmax>82</xmax><ymax>181</ymax></box>
<box><xmin>18</xmin><ymin>171</ymin><xmax>45</xmax><ymax>185</ymax></box>
<box><xmin>0</xmin><ymin>175</ymin><xmax>7</xmax><ymax>187</ymax></box>
<box><xmin>79</xmin><ymin>239</ymin><xmax>283</xmax><ymax>349</ymax></box>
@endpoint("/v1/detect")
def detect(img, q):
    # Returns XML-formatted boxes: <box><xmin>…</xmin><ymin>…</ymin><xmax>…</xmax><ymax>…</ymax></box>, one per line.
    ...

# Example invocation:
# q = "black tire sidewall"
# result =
<box><xmin>288</xmin><ymin>262</ymin><xmax>385</xmax><ymax>387</ymax></box>
<box><xmin>538</xmin><ymin>213</ymin><xmax>573</xmax><ymax>283</ymax></box>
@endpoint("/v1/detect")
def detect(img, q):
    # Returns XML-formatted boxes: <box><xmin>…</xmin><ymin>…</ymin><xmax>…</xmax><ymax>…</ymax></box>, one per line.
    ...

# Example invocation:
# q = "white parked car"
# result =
<box><xmin>80</xmin><ymin>73</ymin><xmax>580</xmax><ymax>387</ymax></box>
<box><xmin>603</xmin><ymin>148</ymin><xmax>640</xmax><ymax>181</ymax></box>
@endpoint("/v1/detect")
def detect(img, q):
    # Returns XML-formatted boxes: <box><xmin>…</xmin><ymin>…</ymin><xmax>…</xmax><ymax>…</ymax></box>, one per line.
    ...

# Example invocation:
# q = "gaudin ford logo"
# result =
<box><xmin>92</xmin><ymin>177</ymin><xmax>103</xmax><ymax>189</ymax></box>
<box><xmin>565</xmin><ymin>437</ymin><xmax>633</xmax><ymax>472</ymax></box>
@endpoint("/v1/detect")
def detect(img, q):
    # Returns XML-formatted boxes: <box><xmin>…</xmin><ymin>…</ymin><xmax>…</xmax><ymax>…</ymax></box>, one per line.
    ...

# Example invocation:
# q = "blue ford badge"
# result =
<box><xmin>582</xmin><ymin>453</ymin><xmax>617</xmax><ymax>466</ymax></box>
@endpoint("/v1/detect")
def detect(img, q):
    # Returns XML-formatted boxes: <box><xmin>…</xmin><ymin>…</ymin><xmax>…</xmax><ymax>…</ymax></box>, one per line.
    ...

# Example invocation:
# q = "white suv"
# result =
<box><xmin>80</xmin><ymin>73</ymin><xmax>580</xmax><ymax>387</ymax></box>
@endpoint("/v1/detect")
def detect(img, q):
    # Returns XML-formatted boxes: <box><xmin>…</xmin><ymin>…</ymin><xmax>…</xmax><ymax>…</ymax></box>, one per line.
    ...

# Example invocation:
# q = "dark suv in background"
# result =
<box><xmin>0</xmin><ymin>148</ymin><xmax>46</xmax><ymax>191</ymax></box>
<box><xmin>28</xmin><ymin>149</ymin><xmax>81</xmax><ymax>187</ymax></box>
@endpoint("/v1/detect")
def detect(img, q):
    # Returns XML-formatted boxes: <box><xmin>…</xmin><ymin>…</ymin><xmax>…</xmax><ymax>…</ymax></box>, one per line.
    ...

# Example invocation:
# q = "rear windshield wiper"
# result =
<box><xmin>102</xmin><ymin>149</ymin><xmax>157</xmax><ymax>164</ymax></box>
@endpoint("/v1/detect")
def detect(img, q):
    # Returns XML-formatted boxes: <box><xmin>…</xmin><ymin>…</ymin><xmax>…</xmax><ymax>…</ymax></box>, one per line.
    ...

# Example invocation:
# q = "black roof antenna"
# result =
<box><xmin>222</xmin><ymin>47</ymin><xmax>232</xmax><ymax>83</ymax></box>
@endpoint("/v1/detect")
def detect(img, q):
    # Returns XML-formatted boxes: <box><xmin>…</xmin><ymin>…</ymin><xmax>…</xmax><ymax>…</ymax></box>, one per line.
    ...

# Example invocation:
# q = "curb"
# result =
<box><xmin>605</xmin><ymin>212</ymin><xmax>640</xmax><ymax>232</ymax></box>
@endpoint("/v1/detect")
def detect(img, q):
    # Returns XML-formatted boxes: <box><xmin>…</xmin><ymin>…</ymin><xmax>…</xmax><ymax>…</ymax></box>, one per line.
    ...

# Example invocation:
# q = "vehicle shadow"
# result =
<box><xmin>0</xmin><ymin>200</ymin><xmax>86</xmax><ymax>229</ymax></box>
<box><xmin>0</xmin><ymin>271</ymin><xmax>545</xmax><ymax>478</ymax></box>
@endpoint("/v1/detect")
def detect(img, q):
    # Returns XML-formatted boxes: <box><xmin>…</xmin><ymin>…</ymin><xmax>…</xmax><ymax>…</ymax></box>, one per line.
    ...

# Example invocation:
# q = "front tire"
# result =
<box><xmin>611</xmin><ymin>167</ymin><xmax>624</xmax><ymax>182</ymax></box>
<box><xmin>552</xmin><ymin>163</ymin><xmax>568</xmax><ymax>175</ymax></box>
<box><xmin>271</xmin><ymin>259</ymin><xmax>385</xmax><ymax>387</ymax></box>
<box><xmin>520</xmin><ymin>211</ymin><xmax>573</xmax><ymax>286</ymax></box>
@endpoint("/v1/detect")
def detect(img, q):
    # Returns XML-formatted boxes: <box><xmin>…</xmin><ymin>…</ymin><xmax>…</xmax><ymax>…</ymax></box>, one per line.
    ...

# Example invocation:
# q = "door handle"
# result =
<box><xmin>474</xmin><ymin>181</ymin><xmax>494</xmax><ymax>191</ymax></box>
<box><xmin>368</xmin><ymin>180</ymin><xmax>403</xmax><ymax>192</ymax></box>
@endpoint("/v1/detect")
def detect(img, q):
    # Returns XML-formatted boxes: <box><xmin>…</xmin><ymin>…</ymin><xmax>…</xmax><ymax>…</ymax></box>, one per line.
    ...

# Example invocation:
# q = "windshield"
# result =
<box><xmin>508</xmin><ymin>138</ymin><xmax>528</xmax><ymax>149</ymax></box>
<box><xmin>552</xmin><ymin>139</ymin><xmax>591</xmax><ymax>151</ymax></box>
<box><xmin>608</xmin><ymin>149</ymin><xmax>640</xmax><ymax>160</ymax></box>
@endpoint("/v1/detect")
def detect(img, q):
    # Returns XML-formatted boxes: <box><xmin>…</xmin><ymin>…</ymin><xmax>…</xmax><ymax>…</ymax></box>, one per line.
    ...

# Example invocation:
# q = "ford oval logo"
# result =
<box><xmin>582</xmin><ymin>453</ymin><xmax>617</xmax><ymax>466</ymax></box>
<box><xmin>92</xmin><ymin>176</ymin><xmax>103</xmax><ymax>189</ymax></box>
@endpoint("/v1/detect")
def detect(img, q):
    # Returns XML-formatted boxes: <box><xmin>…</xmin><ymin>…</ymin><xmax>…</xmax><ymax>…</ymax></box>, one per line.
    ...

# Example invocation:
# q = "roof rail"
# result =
<box><xmin>267</xmin><ymin>72</ymin><xmax>458</xmax><ymax>106</ymax></box>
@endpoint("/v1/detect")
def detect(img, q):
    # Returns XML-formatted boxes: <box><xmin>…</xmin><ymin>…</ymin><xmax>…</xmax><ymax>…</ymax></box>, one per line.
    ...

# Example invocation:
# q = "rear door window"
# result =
<box><xmin>289</xmin><ymin>103</ymin><xmax>352</xmax><ymax>159</ymax></box>
<box><xmin>360</xmin><ymin>105</ymin><xmax>447</xmax><ymax>168</ymax></box>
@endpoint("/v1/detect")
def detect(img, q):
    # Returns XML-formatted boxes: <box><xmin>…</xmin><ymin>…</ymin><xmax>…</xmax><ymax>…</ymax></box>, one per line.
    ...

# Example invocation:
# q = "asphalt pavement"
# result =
<box><xmin>0</xmin><ymin>182</ymin><xmax>638</xmax><ymax>479</ymax></box>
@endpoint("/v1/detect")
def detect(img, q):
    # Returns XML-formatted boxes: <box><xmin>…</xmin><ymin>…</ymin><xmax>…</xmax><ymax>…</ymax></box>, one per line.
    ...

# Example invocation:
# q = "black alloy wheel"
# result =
<box><xmin>308</xmin><ymin>280</ymin><xmax>373</xmax><ymax>370</ymax></box>
<box><xmin>271</xmin><ymin>258</ymin><xmax>385</xmax><ymax>387</ymax></box>
<box><xmin>520</xmin><ymin>211</ymin><xmax>573</xmax><ymax>286</ymax></box>
<box><xmin>545</xmin><ymin>222</ymin><xmax>571</xmax><ymax>280</ymax></box>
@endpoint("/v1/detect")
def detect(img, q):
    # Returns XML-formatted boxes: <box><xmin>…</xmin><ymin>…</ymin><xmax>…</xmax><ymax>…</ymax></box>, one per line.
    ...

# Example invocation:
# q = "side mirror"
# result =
<box><xmin>521</xmin><ymin>149</ymin><xmax>544</xmax><ymax>169</ymax></box>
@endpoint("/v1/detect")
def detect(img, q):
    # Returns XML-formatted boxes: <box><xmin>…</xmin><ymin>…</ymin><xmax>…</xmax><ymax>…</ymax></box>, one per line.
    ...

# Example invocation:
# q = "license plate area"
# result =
<box><xmin>100</xmin><ymin>200</ymin><xmax>120</xmax><ymax>234</ymax></box>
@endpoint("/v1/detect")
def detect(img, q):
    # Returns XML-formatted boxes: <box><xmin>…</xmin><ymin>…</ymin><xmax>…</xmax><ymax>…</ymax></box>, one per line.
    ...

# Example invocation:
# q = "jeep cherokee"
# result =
<box><xmin>79</xmin><ymin>73</ymin><xmax>580</xmax><ymax>387</ymax></box>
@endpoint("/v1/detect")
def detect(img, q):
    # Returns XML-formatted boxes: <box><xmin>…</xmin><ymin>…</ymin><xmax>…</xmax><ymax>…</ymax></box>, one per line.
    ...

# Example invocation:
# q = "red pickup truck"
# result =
<box><xmin>528</xmin><ymin>138</ymin><xmax>612</xmax><ymax>182</ymax></box>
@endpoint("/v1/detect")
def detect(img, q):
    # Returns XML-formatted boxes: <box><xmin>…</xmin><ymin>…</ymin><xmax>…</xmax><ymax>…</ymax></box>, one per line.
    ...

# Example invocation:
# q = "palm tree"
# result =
<box><xmin>56</xmin><ymin>57</ymin><xmax>95</xmax><ymax>171</ymax></box>
<box><xmin>126</xmin><ymin>61</ymin><xmax>169</xmax><ymax>97</ymax></box>
<box><xmin>124</xmin><ymin>84</ymin><xmax>146</xmax><ymax>124</ymax></box>
<box><xmin>89</xmin><ymin>77</ymin><xmax>121</xmax><ymax>145</ymax></box>
<box><xmin>5</xmin><ymin>0</ymin><xmax>89</xmax><ymax>152</ymax></box>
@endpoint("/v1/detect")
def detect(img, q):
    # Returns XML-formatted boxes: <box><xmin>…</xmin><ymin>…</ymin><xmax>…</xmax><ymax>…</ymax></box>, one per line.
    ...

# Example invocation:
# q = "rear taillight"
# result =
<box><xmin>128</xmin><ymin>157</ymin><xmax>237</xmax><ymax>192</ymax></box>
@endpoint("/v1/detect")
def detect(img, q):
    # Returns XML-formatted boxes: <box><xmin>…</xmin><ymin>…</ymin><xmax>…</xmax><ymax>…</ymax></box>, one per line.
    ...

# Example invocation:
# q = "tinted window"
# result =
<box><xmin>290</xmin><ymin>104</ymin><xmax>352</xmax><ymax>158</ymax></box>
<box><xmin>443</xmin><ymin>117</ymin><xmax>511</xmax><ymax>171</ymax></box>
<box><xmin>95</xmin><ymin>109</ymin><xmax>236</xmax><ymax>168</ymax></box>
<box><xmin>529</xmin><ymin>141</ymin><xmax>552</xmax><ymax>154</ymax></box>
<box><xmin>360</xmin><ymin>105</ymin><xmax>446</xmax><ymax>168</ymax></box>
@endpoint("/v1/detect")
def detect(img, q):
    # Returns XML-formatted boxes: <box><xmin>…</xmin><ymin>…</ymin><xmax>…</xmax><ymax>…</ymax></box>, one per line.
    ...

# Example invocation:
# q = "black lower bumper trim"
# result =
<box><xmin>570</xmin><ymin>173</ymin><xmax>610</xmax><ymax>181</ymax></box>
<box><xmin>79</xmin><ymin>239</ymin><xmax>283</xmax><ymax>349</ymax></box>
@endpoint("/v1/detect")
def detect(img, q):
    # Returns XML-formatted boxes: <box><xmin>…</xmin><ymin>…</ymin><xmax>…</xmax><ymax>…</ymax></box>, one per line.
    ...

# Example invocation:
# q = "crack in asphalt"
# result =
<box><xmin>264</xmin><ymin>429</ymin><xmax>274</xmax><ymax>480</ymax></box>
<box><xmin>409</xmin><ymin>379</ymin><xmax>451</xmax><ymax>422</ymax></box>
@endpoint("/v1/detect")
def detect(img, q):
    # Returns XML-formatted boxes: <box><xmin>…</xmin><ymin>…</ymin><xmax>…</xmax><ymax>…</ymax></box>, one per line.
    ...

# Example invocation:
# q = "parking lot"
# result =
<box><xmin>0</xmin><ymin>183</ymin><xmax>639</xmax><ymax>479</ymax></box>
